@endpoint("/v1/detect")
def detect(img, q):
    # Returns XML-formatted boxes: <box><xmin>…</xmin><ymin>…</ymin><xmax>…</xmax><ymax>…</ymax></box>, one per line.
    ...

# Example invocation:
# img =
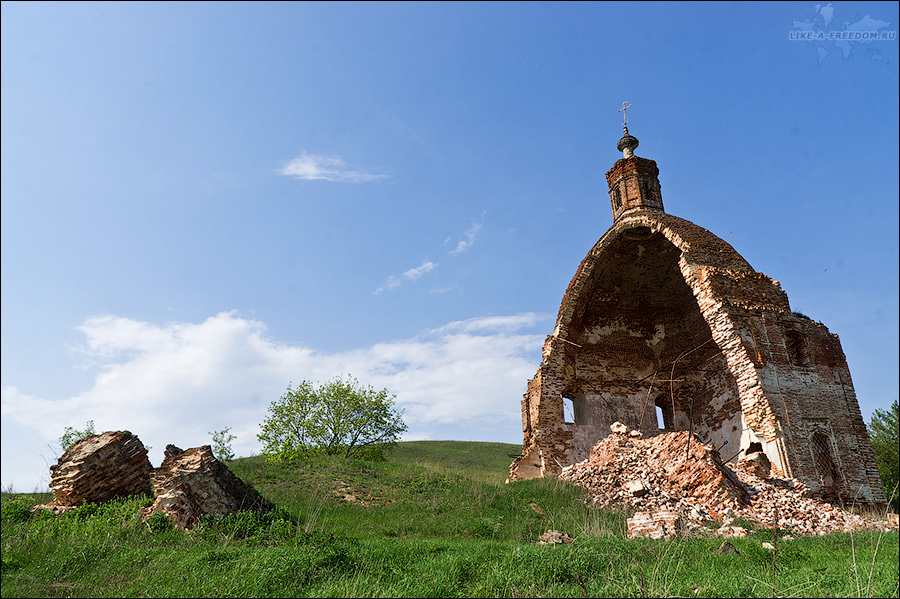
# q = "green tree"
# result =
<box><xmin>868</xmin><ymin>399</ymin><xmax>899</xmax><ymax>512</ymax></box>
<box><xmin>209</xmin><ymin>427</ymin><xmax>237</xmax><ymax>461</ymax></box>
<box><xmin>258</xmin><ymin>376</ymin><xmax>407</xmax><ymax>462</ymax></box>
<box><xmin>59</xmin><ymin>420</ymin><xmax>96</xmax><ymax>452</ymax></box>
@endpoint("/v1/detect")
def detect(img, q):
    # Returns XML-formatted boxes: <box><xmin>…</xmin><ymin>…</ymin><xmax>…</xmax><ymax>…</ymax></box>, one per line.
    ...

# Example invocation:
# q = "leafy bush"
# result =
<box><xmin>209</xmin><ymin>427</ymin><xmax>236</xmax><ymax>461</ymax></box>
<box><xmin>146</xmin><ymin>512</ymin><xmax>173</xmax><ymax>533</ymax></box>
<box><xmin>868</xmin><ymin>399</ymin><xmax>899</xmax><ymax>512</ymax></box>
<box><xmin>1</xmin><ymin>497</ymin><xmax>35</xmax><ymax>526</ymax></box>
<box><xmin>258</xmin><ymin>376</ymin><xmax>407</xmax><ymax>462</ymax></box>
<box><xmin>59</xmin><ymin>420</ymin><xmax>96</xmax><ymax>452</ymax></box>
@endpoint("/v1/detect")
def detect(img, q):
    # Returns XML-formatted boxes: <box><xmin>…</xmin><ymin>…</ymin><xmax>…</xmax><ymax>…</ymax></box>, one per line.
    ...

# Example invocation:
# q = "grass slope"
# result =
<box><xmin>2</xmin><ymin>441</ymin><xmax>898</xmax><ymax>597</ymax></box>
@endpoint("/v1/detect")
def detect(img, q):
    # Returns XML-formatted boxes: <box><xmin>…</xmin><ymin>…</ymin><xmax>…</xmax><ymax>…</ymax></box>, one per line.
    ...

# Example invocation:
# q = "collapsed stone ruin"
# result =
<box><xmin>141</xmin><ymin>444</ymin><xmax>272</xmax><ymax>529</ymax></box>
<box><xmin>562</xmin><ymin>423</ymin><xmax>896</xmax><ymax>539</ymax></box>
<box><xmin>46</xmin><ymin>431</ymin><xmax>154</xmax><ymax>507</ymax></box>
<box><xmin>37</xmin><ymin>431</ymin><xmax>270</xmax><ymax>529</ymax></box>
<box><xmin>509</xmin><ymin>125</ymin><xmax>887</xmax><ymax>516</ymax></box>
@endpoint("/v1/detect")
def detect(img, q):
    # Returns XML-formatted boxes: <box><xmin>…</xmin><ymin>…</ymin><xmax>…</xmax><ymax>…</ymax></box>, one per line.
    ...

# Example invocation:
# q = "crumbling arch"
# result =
<box><xmin>811</xmin><ymin>432</ymin><xmax>840</xmax><ymax>493</ymax></box>
<box><xmin>510</xmin><ymin>210</ymin><xmax>789</xmax><ymax>481</ymax></box>
<box><xmin>540</xmin><ymin>215</ymin><xmax>755</xmax><ymax>463</ymax></box>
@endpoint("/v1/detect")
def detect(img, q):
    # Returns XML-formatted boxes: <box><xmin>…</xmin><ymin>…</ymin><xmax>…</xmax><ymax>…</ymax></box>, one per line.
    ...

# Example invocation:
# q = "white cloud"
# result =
<box><xmin>1</xmin><ymin>311</ymin><xmax>552</xmax><ymax>491</ymax></box>
<box><xmin>450</xmin><ymin>221</ymin><xmax>483</xmax><ymax>254</ymax></box>
<box><xmin>279</xmin><ymin>152</ymin><xmax>387</xmax><ymax>183</ymax></box>
<box><xmin>374</xmin><ymin>276</ymin><xmax>402</xmax><ymax>295</ymax></box>
<box><xmin>377</xmin><ymin>215</ymin><xmax>483</xmax><ymax>296</ymax></box>
<box><xmin>402</xmin><ymin>261</ymin><xmax>436</xmax><ymax>281</ymax></box>
<box><xmin>375</xmin><ymin>260</ymin><xmax>437</xmax><ymax>294</ymax></box>
<box><xmin>429</xmin><ymin>313</ymin><xmax>548</xmax><ymax>335</ymax></box>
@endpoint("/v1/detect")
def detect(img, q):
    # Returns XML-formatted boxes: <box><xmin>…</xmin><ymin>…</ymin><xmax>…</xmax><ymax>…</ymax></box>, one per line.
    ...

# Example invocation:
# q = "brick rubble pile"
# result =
<box><xmin>560</xmin><ymin>424</ymin><xmax>896</xmax><ymax>538</ymax></box>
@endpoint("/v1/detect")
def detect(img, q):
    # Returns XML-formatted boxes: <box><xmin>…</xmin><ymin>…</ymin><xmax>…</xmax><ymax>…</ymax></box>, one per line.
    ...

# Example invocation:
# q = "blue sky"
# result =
<box><xmin>2</xmin><ymin>2</ymin><xmax>897</xmax><ymax>491</ymax></box>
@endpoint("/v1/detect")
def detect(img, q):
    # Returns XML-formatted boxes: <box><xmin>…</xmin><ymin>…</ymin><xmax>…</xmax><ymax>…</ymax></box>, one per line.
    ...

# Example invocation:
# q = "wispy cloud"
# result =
<box><xmin>402</xmin><ymin>261</ymin><xmax>436</xmax><ymax>281</ymax></box>
<box><xmin>449</xmin><ymin>221</ymin><xmax>483</xmax><ymax>254</ymax></box>
<box><xmin>1</xmin><ymin>310</ymin><xmax>552</xmax><ymax>490</ymax></box>
<box><xmin>379</xmin><ymin>215</ymin><xmax>483</xmax><ymax>295</ymax></box>
<box><xmin>279</xmin><ymin>152</ymin><xmax>388</xmax><ymax>183</ymax></box>
<box><xmin>375</xmin><ymin>260</ymin><xmax>437</xmax><ymax>294</ymax></box>
<box><xmin>429</xmin><ymin>313</ymin><xmax>548</xmax><ymax>335</ymax></box>
<box><xmin>374</xmin><ymin>276</ymin><xmax>401</xmax><ymax>294</ymax></box>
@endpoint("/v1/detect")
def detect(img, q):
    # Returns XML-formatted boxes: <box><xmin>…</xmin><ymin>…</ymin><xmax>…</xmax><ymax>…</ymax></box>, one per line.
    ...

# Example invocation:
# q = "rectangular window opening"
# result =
<box><xmin>563</xmin><ymin>394</ymin><xmax>587</xmax><ymax>425</ymax></box>
<box><xmin>655</xmin><ymin>401</ymin><xmax>674</xmax><ymax>430</ymax></box>
<box><xmin>563</xmin><ymin>397</ymin><xmax>576</xmax><ymax>424</ymax></box>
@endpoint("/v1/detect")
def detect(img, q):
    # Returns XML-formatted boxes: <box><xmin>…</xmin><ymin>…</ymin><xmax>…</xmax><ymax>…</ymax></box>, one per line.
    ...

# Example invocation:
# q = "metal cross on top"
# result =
<box><xmin>617</xmin><ymin>101</ymin><xmax>632</xmax><ymax>127</ymax></box>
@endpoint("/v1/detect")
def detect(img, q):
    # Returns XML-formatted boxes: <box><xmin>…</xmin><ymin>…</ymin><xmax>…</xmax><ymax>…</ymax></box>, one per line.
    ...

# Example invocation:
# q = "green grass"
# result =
<box><xmin>2</xmin><ymin>440</ymin><xmax>898</xmax><ymax>597</ymax></box>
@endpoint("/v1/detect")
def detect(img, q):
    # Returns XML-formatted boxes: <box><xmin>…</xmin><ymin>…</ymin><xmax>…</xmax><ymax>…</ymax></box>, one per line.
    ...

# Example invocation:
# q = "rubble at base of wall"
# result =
<box><xmin>561</xmin><ymin>424</ymin><xmax>897</xmax><ymax>538</ymax></box>
<box><xmin>561</xmin><ymin>427</ymin><xmax>748</xmax><ymax>521</ymax></box>
<box><xmin>626</xmin><ymin>511</ymin><xmax>682</xmax><ymax>539</ymax></box>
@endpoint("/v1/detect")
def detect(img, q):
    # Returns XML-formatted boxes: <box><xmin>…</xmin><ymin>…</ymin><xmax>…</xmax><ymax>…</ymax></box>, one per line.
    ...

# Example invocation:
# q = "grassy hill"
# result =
<box><xmin>2</xmin><ymin>441</ymin><xmax>898</xmax><ymax>597</ymax></box>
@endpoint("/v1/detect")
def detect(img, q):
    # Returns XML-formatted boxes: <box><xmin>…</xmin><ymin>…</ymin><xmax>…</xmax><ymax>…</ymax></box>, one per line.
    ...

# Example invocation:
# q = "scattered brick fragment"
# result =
<box><xmin>627</xmin><ymin>510</ymin><xmax>682</xmax><ymax>539</ymax></box>
<box><xmin>716</xmin><ymin>525</ymin><xmax>749</xmax><ymax>538</ymax></box>
<box><xmin>716</xmin><ymin>541</ymin><xmax>740</xmax><ymax>555</ymax></box>
<box><xmin>539</xmin><ymin>530</ymin><xmax>575</xmax><ymax>545</ymax></box>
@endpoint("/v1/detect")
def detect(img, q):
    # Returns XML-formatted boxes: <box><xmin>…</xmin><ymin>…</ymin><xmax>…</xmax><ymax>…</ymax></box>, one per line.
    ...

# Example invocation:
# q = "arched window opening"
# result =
<box><xmin>812</xmin><ymin>433</ymin><xmax>839</xmax><ymax>490</ymax></box>
<box><xmin>785</xmin><ymin>329</ymin><xmax>809</xmax><ymax>366</ymax></box>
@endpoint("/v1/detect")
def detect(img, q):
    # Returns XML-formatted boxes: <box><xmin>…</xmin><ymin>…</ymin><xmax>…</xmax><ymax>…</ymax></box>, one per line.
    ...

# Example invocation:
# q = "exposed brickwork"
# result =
<box><xmin>141</xmin><ymin>444</ymin><xmax>273</xmax><ymax>530</ymax></box>
<box><xmin>509</xmin><ymin>148</ymin><xmax>886</xmax><ymax>508</ymax></box>
<box><xmin>38</xmin><ymin>437</ymin><xmax>272</xmax><ymax>528</ymax></box>
<box><xmin>47</xmin><ymin>431</ymin><xmax>153</xmax><ymax>507</ymax></box>
<box><xmin>607</xmin><ymin>156</ymin><xmax>664</xmax><ymax>220</ymax></box>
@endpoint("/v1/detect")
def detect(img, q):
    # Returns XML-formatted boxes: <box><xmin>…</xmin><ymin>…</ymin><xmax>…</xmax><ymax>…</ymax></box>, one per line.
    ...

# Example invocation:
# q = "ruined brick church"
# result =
<box><xmin>508</xmin><ymin>122</ymin><xmax>886</xmax><ymax>506</ymax></box>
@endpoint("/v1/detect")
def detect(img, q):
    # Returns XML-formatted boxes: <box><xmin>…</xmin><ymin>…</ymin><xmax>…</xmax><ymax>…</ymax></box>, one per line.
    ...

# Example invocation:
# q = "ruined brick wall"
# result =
<box><xmin>746</xmin><ymin>315</ymin><xmax>885</xmax><ymax>502</ymax></box>
<box><xmin>509</xmin><ymin>208</ymin><xmax>886</xmax><ymax>506</ymax></box>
